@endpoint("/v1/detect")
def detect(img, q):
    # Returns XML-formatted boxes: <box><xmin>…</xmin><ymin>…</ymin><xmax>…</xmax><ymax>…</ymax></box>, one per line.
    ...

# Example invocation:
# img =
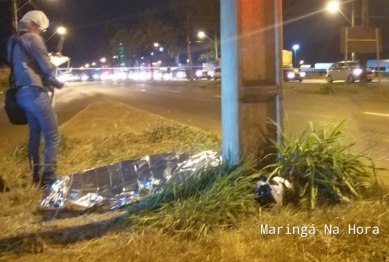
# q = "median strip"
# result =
<box><xmin>159</xmin><ymin>89</ymin><xmax>180</xmax><ymax>93</ymax></box>
<box><xmin>363</xmin><ymin>112</ymin><xmax>389</xmax><ymax>117</ymax></box>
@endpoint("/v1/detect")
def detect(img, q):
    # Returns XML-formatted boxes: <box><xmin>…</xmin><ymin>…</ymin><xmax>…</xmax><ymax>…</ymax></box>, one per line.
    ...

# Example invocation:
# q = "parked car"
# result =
<box><xmin>326</xmin><ymin>61</ymin><xmax>373</xmax><ymax>83</ymax></box>
<box><xmin>195</xmin><ymin>69</ymin><xmax>212</xmax><ymax>80</ymax></box>
<box><xmin>172</xmin><ymin>68</ymin><xmax>189</xmax><ymax>80</ymax></box>
<box><xmin>213</xmin><ymin>67</ymin><xmax>221</xmax><ymax>80</ymax></box>
<box><xmin>283</xmin><ymin>67</ymin><xmax>305</xmax><ymax>82</ymax></box>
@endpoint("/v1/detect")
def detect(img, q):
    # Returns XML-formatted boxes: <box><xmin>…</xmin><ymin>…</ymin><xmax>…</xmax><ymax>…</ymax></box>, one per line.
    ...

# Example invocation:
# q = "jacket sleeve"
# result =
<box><xmin>27</xmin><ymin>34</ymin><xmax>57</xmax><ymax>78</ymax></box>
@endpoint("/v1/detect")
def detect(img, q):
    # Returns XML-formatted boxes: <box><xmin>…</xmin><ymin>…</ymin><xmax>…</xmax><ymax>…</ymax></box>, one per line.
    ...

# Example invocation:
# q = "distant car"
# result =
<box><xmin>283</xmin><ymin>68</ymin><xmax>305</xmax><ymax>82</ymax></box>
<box><xmin>326</xmin><ymin>61</ymin><xmax>374</xmax><ymax>83</ymax></box>
<box><xmin>172</xmin><ymin>68</ymin><xmax>188</xmax><ymax>80</ymax></box>
<box><xmin>213</xmin><ymin>67</ymin><xmax>221</xmax><ymax>80</ymax></box>
<box><xmin>195</xmin><ymin>69</ymin><xmax>212</xmax><ymax>80</ymax></box>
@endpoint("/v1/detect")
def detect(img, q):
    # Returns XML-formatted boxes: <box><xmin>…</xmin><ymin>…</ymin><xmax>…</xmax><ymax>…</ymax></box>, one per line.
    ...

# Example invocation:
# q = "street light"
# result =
<box><xmin>46</xmin><ymin>26</ymin><xmax>67</xmax><ymax>42</ymax></box>
<box><xmin>326</xmin><ymin>0</ymin><xmax>355</xmax><ymax>60</ymax></box>
<box><xmin>292</xmin><ymin>44</ymin><xmax>299</xmax><ymax>67</ymax></box>
<box><xmin>326</xmin><ymin>0</ymin><xmax>339</xmax><ymax>13</ymax></box>
<box><xmin>100</xmin><ymin>58</ymin><xmax>106</xmax><ymax>63</ymax></box>
<box><xmin>56</xmin><ymin>26</ymin><xmax>67</xmax><ymax>35</ymax></box>
<box><xmin>198</xmin><ymin>31</ymin><xmax>206</xmax><ymax>39</ymax></box>
<box><xmin>326</xmin><ymin>0</ymin><xmax>353</xmax><ymax>25</ymax></box>
<box><xmin>198</xmin><ymin>31</ymin><xmax>219</xmax><ymax>64</ymax></box>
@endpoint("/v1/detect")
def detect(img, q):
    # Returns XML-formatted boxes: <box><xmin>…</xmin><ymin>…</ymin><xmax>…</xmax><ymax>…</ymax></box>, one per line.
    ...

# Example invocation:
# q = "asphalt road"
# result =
<box><xmin>1</xmin><ymin>80</ymin><xmax>389</xmax><ymax>178</ymax></box>
<box><xmin>302</xmin><ymin>78</ymin><xmax>389</xmax><ymax>84</ymax></box>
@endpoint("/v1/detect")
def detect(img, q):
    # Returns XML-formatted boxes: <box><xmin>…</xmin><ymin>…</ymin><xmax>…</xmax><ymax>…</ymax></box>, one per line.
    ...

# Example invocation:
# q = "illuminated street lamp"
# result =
<box><xmin>154</xmin><ymin>43</ymin><xmax>159</xmax><ymax>48</ymax></box>
<box><xmin>326</xmin><ymin>0</ymin><xmax>355</xmax><ymax>60</ymax></box>
<box><xmin>292</xmin><ymin>44</ymin><xmax>299</xmax><ymax>67</ymax></box>
<box><xmin>198</xmin><ymin>30</ymin><xmax>219</xmax><ymax>63</ymax></box>
<box><xmin>92</xmin><ymin>62</ymin><xmax>96</xmax><ymax>66</ymax></box>
<box><xmin>326</xmin><ymin>0</ymin><xmax>339</xmax><ymax>13</ymax></box>
<box><xmin>100</xmin><ymin>57</ymin><xmax>106</xmax><ymax>63</ymax></box>
<box><xmin>46</xmin><ymin>26</ymin><xmax>67</xmax><ymax>42</ymax></box>
<box><xmin>326</xmin><ymin>0</ymin><xmax>353</xmax><ymax>25</ymax></box>
<box><xmin>85</xmin><ymin>64</ymin><xmax>90</xmax><ymax>68</ymax></box>
<box><xmin>198</xmin><ymin>31</ymin><xmax>206</xmax><ymax>39</ymax></box>
<box><xmin>56</xmin><ymin>26</ymin><xmax>67</xmax><ymax>35</ymax></box>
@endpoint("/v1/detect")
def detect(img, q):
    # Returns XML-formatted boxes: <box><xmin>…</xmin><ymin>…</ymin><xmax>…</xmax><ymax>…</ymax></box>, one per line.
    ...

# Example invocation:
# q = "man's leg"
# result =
<box><xmin>16</xmin><ymin>87</ymin><xmax>42</xmax><ymax>184</ymax></box>
<box><xmin>27</xmin><ymin>112</ymin><xmax>42</xmax><ymax>183</ymax></box>
<box><xmin>36</xmin><ymin>92</ymin><xmax>60</xmax><ymax>185</ymax></box>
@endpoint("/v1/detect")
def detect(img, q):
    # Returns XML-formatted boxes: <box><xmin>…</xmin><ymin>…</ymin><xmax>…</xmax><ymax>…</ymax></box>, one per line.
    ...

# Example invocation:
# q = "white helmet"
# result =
<box><xmin>254</xmin><ymin>175</ymin><xmax>291</xmax><ymax>206</ymax></box>
<box><xmin>19</xmin><ymin>10</ymin><xmax>50</xmax><ymax>31</ymax></box>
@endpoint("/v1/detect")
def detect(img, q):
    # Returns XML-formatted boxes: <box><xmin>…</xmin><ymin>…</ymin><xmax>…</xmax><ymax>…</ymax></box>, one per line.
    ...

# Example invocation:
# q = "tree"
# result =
<box><xmin>107</xmin><ymin>18</ymin><xmax>178</xmax><ymax>67</ymax></box>
<box><xmin>193</xmin><ymin>0</ymin><xmax>220</xmax><ymax>64</ymax></box>
<box><xmin>98</xmin><ymin>23</ymin><xmax>125</xmax><ymax>64</ymax></box>
<box><xmin>140</xmin><ymin>19</ymin><xmax>179</xmax><ymax>66</ymax></box>
<box><xmin>109</xmin><ymin>28</ymin><xmax>143</xmax><ymax>66</ymax></box>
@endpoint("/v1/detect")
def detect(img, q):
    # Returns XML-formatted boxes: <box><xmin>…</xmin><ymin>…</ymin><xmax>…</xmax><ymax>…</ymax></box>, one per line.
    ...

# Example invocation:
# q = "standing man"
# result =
<box><xmin>7</xmin><ymin>10</ymin><xmax>60</xmax><ymax>188</ymax></box>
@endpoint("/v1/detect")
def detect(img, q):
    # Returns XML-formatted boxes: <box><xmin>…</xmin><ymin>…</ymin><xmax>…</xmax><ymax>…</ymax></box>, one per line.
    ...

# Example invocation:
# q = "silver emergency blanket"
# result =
<box><xmin>40</xmin><ymin>151</ymin><xmax>221</xmax><ymax>211</ymax></box>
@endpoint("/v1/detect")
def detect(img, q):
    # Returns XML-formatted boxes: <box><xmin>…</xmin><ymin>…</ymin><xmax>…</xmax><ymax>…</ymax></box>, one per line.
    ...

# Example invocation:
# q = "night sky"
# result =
<box><xmin>1</xmin><ymin>0</ymin><xmax>388</xmax><ymax>67</ymax></box>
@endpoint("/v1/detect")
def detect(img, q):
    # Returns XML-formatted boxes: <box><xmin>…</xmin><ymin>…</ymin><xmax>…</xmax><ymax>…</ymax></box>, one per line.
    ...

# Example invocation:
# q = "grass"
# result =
<box><xmin>0</xmin><ymin>121</ymin><xmax>388</xmax><ymax>262</ymax></box>
<box><xmin>284</xmin><ymin>81</ymin><xmax>389</xmax><ymax>96</ymax></box>
<box><xmin>1</xmin><ymin>199</ymin><xmax>389</xmax><ymax>262</ymax></box>
<box><xmin>0</xmin><ymin>69</ymin><xmax>9</xmax><ymax>95</ymax></box>
<box><xmin>127</xmin><ymin>160</ymin><xmax>259</xmax><ymax>237</ymax></box>
<box><xmin>261</xmin><ymin>121</ymin><xmax>379</xmax><ymax>209</ymax></box>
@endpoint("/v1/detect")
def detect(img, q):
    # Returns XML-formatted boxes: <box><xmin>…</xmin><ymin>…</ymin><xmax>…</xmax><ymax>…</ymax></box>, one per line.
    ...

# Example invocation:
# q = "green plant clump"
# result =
<box><xmin>261</xmin><ymin>120</ymin><xmax>377</xmax><ymax>209</ymax></box>
<box><xmin>127</xmin><ymin>160</ymin><xmax>259</xmax><ymax>237</ymax></box>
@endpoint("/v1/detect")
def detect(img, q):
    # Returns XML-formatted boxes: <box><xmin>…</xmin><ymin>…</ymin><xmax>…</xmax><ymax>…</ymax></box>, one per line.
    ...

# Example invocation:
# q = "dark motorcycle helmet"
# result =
<box><xmin>254</xmin><ymin>175</ymin><xmax>291</xmax><ymax>206</ymax></box>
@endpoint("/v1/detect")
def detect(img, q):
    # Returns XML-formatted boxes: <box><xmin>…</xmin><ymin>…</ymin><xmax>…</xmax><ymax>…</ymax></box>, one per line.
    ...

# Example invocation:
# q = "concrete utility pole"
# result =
<box><xmin>351</xmin><ymin>0</ymin><xmax>355</xmax><ymax>61</ymax></box>
<box><xmin>214</xmin><ymin>26</ymin><xmax>219</xmax><ymax>65</ymax></box>
<box><xmin>11</xmin><ymin>0</ymin><xmax>18</xmax><ymax>32</ymax></box>
<box><xmin>186</xmin><ymin>33</ymin><xmax>194</xmax><ymax>81</ymax></box>
<box><xmin>186</xmin><ymin>13</ymin><xmax>194</xmax><ymax>81</ymax></box>
<box><xmin>361</xmin><ymin>0</ymin><xmax>369</xmax><ymax>27</ymax></box>
<box><xmin>220</xmin><ymin>0</ymin><xmax>283</xmax><ymax>165</ymax></box>
<box><xmin>359</xmin><ymin>0</ymin><xmax>369</xmax><ymax>85</ymax></box>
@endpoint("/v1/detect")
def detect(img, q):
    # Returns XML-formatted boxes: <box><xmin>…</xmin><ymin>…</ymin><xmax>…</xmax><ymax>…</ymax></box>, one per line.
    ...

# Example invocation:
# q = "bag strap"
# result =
<box><xmin>17</xmin><ymin>36</ymin><xmax>33</xmax><ymax>60</ymax></box>
<box><xmin>8</xmin><ymin>38</ymin><xmax>17</xmax><ymax>90</ymax></box>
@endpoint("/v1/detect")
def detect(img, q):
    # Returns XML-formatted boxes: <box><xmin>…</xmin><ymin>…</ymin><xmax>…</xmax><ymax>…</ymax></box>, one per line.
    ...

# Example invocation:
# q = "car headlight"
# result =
<box><xmin>195</xmin><ymin>70</ymin><xmax>203</xmax><ymax>77</ymax></box>
<box><xmin>81</xmin><ymin>74</ymin><xmax>89</xmax><ymax>81</ymax></box>
<box><xmin>353</xmin><ymin>69</ymin><xmax>362</xmax><ymax>75</ymax></box>
<box><xmin>57</xmin><ymin>75</ymin><xmax>68</xmax><ymax>82</ymax></box>
<box><xmin>177</xmin><ymin>72</ymin><xmax>186</xmax><ymax>78</ymax></box>
<box><xmin>300</xmin><ymin>72</ymin><xmax>306</xmax><ymax>77</ymax></box>
<box><xmin>287</xmin><ymin>72</ymin><xmax>295</xmax><ymax>79</ymax></box>
<box><xmin>92</xmin><ymin>74</ymin><xmax>100</xmax><ymax>80</ymax></box>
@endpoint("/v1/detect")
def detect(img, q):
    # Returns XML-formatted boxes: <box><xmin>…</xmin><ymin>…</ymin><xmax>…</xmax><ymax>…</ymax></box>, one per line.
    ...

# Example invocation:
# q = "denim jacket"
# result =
<box><xmin>7</xmin><ymin>32</ymin><xmax>56</xmax><ymax>89</ymax></box>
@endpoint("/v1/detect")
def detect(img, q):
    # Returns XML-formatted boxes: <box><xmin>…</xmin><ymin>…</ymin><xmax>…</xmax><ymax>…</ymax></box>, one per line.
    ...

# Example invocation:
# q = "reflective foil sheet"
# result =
<box><xmin>40</xmin><ymin>151</ymin><xmax>221</xmax><ymax>211</ymax></box>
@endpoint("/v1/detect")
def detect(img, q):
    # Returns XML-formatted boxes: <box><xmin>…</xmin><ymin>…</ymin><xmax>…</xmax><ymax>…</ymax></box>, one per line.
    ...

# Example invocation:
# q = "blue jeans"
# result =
<box><xmin>16</xmin><ymin>86</ymin><xmax>60</xmax><ymax>183</ymax></box>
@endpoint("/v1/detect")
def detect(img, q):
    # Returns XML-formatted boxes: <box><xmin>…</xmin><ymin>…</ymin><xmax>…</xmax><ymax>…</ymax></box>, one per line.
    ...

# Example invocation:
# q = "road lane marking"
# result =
<box><xmin>363</xmin><ymin>112</ymin><xmax>389</xmax><ymax>117</ymax></box>
<box><xmin>159</xmin><ymin>89</ymin><xmax>180</xmax><ymax>93</ymax></box>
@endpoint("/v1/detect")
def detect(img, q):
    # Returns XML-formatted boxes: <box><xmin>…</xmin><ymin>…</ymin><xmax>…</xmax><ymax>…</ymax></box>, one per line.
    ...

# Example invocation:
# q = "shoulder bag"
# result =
<box><xmin>4</xmin><ymin>38</ymin><xmax>28</xmax><ymax>125</ymax></box>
